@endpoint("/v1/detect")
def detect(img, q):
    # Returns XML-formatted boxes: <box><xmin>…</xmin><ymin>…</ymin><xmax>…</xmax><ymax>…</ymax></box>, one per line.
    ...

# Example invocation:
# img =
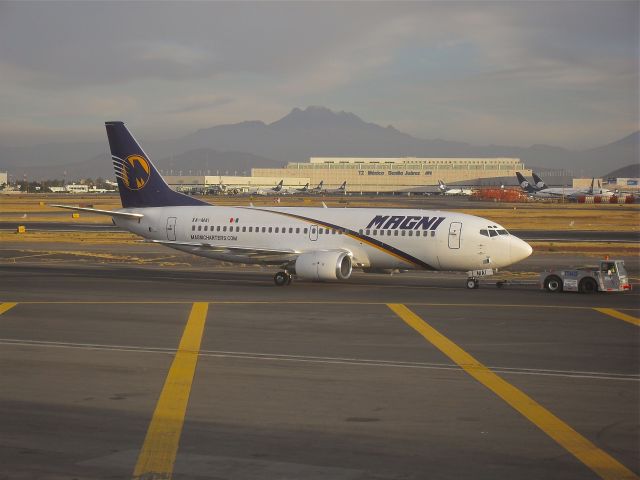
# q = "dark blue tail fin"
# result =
<box><xmin>532</xmin><ymin>172</ymin><xmax>547</xmax><ymax>190</ymax></box>
<box><xmin>516</xmin><ymin>172</ymin><xmax>536</xmax><ymax>193</ymax></box>
<box><xmin>106</xmin><ymin>122</ymin><xmax>208</xmax><ymax>208</ymax></box>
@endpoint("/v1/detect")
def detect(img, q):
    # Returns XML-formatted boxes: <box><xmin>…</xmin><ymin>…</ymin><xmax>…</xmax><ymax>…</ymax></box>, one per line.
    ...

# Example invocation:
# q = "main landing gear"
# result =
<box><xmin>274</xmin><ymin>271</ymin><xmax>293</xmax><ymax>286</ymax></box>
<box><xmin>466</xmin><ymin>277</ymin><xmax>479</xmax><ymax>289</ymax></box>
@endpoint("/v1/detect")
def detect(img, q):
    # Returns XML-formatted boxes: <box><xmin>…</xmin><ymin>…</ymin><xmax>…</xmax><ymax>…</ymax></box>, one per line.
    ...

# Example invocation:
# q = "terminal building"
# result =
<box><xmin>162</xmin><ymin>157</ymin><xmax>531</xmax><ymax>194</ymax></box>
<box><xmin>252</xmin><ymin>157</ymin><xmax>531</xmax><ymax>193</ymax></box>
<box><xmin>163</xmin><ymin>175</ymin><xmax>309</xmax><ymax>194</ymax></box>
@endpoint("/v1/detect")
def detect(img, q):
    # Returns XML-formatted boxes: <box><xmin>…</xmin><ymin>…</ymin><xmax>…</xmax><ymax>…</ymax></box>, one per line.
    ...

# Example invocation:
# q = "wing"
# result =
<box><xmin>147</xmin><ymin>239</ymin><xmax>300</xmax><ymax>262</ymax></box>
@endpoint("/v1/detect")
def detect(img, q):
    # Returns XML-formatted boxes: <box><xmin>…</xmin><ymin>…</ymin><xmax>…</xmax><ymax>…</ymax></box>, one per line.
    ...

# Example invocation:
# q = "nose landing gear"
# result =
<box><xmin>466</xmin><ymin>277</ymin><xmax>479</xmax><ymax>289</ymax></box>
<box><xmin>274</xmin><ymin>271</ymin><xmax>293</xmax><ymax>286</ymax></box>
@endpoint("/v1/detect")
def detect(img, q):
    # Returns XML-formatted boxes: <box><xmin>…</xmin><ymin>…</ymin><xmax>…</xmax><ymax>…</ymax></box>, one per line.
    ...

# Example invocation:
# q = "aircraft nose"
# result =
<box><xmin>510</xmin><ymin>236</ymin><xmax>533</xmax><ymax>264</ymax></box>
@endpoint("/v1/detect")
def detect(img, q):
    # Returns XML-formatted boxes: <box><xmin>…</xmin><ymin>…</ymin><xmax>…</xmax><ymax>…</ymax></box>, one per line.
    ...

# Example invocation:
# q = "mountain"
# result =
<box><xmin>5</xmin><ymin>148</ymin><xmax>280</xmax><ymax>181</ymax></box>
<box><xmin>0</xmin><ymin>106</ymin><xmax>637</xmax><ymax>179</ymax></box>
<box><xmin>603</xmin><ymin>163</ymin><xmax>640</xmax><ymax>179</ymax></box>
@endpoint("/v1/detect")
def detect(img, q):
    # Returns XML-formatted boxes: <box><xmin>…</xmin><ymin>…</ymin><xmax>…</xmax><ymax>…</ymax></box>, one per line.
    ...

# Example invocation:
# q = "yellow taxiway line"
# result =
<box><xmin>388</xmin><ymin>303</ymin><xmax>639</xmax><ymax>480</ymax></box>
<box><xmin>0</xmin><ymin>303</ymin><xmax>17</xmax><ymax>315</ymax></box>
<box><xmin>594</xmin><ymin>308</ymin><xmax>640</xmax><ymax>327</ymax></box>
<box><xmin>132</xmin><ymin>302</ymin><xmax>209</xmax><ymax>480</ymax></box>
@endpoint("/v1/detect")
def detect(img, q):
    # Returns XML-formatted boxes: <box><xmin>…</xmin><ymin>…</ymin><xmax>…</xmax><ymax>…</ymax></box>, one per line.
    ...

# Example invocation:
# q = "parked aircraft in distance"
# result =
<box><xmin>54</xmin><ymin>122</ymin><xmax>532</xmax><ymax>289</ymax></box>
<box><xmin>517</xmin><ymin>173</ymin><xmax>610</xmax><ymax>199</ymax></box>
<box><xmin>282</xmin><ymin>182</ymin><xmax>310</xmax><ymax>195</ymax></box>
<box><xmin>295</xmin><ymin>182</ymin><xmax>310</xmax><ymax>193</ymax></box>
<box><xmin>207</xmin><ymin>180</ymin><xmax>232</xmax><ymax>195</ymax></box>
<box><xmin>325</xmin><ymin>181</ymin><xmax>347</xmax><ymax>195</ymax></box>
<box><xmin>246</xmin><ymin>180</ymin><xmax>284</xmax><ymax>196</ymax></box>
<box><xmin>437</xmin><ymin>180</ymin><xmax>474</xmax><ymax>196</ymax></box>
<box><xmin>309</xmin><ymin>180</ymin><xmax>324</xmax><ymax>194</ymax></box>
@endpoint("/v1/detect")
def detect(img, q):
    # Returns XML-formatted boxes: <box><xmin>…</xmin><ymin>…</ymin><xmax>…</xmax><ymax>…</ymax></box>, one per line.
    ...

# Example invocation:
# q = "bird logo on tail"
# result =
<box><xmin>113</xmin><ymin>154</ymin><xmax>151</xmax><ymax>191</ymax></box>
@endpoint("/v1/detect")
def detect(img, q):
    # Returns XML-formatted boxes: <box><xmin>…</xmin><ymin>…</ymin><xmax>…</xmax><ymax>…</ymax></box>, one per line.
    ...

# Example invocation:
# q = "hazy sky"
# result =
<box><xmin>0</xmin><ymin>1</ymin><xmax>638</xmax><ymax>149</ymax></box>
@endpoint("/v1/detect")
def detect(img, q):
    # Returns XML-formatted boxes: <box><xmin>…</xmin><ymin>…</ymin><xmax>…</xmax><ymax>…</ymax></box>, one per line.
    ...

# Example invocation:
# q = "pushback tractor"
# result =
<box><xmin>540</xmin><ymin>259</ymin><xmax>632</xmax><ymax>293</ymax></box>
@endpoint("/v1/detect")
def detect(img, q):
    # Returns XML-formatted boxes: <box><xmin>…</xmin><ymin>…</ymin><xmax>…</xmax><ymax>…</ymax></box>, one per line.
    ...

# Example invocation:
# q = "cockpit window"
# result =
<box><xmin>480</xmin><ymin>229</ymin><xmax>489</xmax><ymax>237</ymax></box>
<box><xmin>489</xmin><ymin>230</ymin><xmax>498</xmax><ymax>237</ymax></box>
<box><xmin>497</xmin><ymin>229</ymin><xmax>508</xmax><ymax>235</ymax></box>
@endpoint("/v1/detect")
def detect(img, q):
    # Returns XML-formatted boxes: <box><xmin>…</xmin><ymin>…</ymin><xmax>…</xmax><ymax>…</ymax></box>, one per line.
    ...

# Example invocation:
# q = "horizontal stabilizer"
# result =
<box><xmin>51</xmin><ymin>205</ymin><xmax>144</xmax><ymax>219</ymax></box>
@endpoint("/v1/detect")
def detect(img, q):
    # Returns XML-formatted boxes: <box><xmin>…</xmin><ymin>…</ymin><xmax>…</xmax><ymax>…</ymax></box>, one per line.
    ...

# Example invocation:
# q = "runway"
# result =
<box><xmin>0</xmin><ymin>261</ymin><xmax>638</xmax><ymax>480</ymax></box>
<box><xmin>2</xmin><ymin>221</ymin><xmax>639</xmax><ymax>243</ymax></box>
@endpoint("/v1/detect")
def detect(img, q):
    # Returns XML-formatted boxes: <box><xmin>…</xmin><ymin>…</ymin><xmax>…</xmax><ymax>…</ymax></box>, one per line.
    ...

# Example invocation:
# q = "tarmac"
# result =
<box><xmin>0</xmin><ymin>249</ymin><xmax>639</xmax><ymax>479</ymax></box>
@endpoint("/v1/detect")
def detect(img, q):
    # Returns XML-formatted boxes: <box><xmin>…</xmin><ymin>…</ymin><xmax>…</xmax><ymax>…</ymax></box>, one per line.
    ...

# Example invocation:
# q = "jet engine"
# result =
<box><xmin>294</xmin><ymin>251</ymin><xmax>352</xmax><ymax>281</ymax></box>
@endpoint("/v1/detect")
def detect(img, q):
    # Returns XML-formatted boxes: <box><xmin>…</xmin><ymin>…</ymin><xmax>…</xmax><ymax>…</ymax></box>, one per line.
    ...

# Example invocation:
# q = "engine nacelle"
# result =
<box><xmin>294</xmin><ymin>251</ymin><xmax>353</xmax><ymax>281</ymax></box>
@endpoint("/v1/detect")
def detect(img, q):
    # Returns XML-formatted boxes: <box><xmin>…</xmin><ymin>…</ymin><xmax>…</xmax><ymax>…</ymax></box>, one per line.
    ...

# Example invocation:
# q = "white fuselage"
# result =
<box><xmin>115</xmin><ymin>205</ymin><xmax>532</xmax><ymax>272</ymax></box>
<box><xmin>443</xmin><ymin>188</ymin><xmax>473</xmax><ymax>196</ymax></box>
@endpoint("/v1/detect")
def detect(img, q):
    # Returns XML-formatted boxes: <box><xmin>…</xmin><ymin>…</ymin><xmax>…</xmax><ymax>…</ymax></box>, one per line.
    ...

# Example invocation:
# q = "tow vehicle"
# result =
<box><xmin>540</xmin><ymin>259</ymin><xmax>631</xmax><ymax>293</ymax></box>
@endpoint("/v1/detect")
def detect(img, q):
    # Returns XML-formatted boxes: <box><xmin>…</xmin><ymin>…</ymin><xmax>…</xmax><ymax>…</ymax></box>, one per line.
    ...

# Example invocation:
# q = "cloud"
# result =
<box><xmin>0</xmin><ymin>1</ymin><xmax>636</xmax><ymax>148</ymax></box>
<box><xmin>163</xmin><ymin>96</ymin><xmax>234</xmax><ymax>115</ymax></box>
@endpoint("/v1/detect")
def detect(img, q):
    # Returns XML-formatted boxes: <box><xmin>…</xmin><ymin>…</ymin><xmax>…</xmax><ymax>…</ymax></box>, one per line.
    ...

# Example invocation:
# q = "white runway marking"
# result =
<box><xmin>1</xmin><ymin>338</ymin><xmax>637</xmax><ymax>383</ymax></box>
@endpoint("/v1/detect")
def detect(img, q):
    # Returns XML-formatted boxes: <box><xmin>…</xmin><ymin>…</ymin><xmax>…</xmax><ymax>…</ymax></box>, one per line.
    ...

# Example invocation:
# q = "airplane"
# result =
<box><xmin>309</xmin><ymin>180</ymin><xmax>324</xmax><ymax>194</ymax></box>
<box><xmin>586</xmin><ymin>178</ymin><xmax>613</xmax><ymax>197</ymax></box>
<box><xmin>53</xmin><ymin>122</ymin><xmax>532</xmax><ymax>289</ymax></box>
<box><xmin>532</xmin><ymin>172</ymin><xmax>614</xmax><ymax>197</ymax></box>
<box><xmin>246</xmin><ymin>180</ymin><xmax>284</xmax><ymax>196</ymax></box>
<box><xmin>437</xmin><ymin>180</ymin><xmax>474</xmax><ymax>196</ymax></box>
<box><xmin>517</xmin><ymin>173</ymin><xmax>610</xmax><ymax>199</ymax></box>
<box><xmin>325</xmin><ymin>181</ymin><xmax>347</xmax><ymax>195</ymax></box>
<box><xmin>207</xmin><ymin>180</ymin><xmax>231</xmax><ymax>195</ymax></box>
<box><xmin>291</xmin><ymin>182</ymin><xmax>310</xmax><ymax>194</ymax></box>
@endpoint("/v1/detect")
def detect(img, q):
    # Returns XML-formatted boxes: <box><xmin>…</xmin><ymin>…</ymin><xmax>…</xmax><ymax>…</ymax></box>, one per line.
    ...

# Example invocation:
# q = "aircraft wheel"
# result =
<box><xmin>466</xmin><ymin>278</ymin><xmax>478</xmax><ymax>289</ymax></box>
<box><xmin>274</xmin><ymin>271</ymin><xmax>289</xmax><ymax>286</ymax></box>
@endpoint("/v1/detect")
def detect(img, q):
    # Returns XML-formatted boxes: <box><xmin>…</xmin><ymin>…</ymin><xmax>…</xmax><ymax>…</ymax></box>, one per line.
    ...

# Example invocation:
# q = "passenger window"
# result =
<box><xmin>198</xmin><ymin>225</ymin><xmax>202</xmax><ymax>231</ymax></box>
<box><xmin>249</xmin><ymin>227</ymin><xmax>253</xmax><ymax>232</ymax></box>
<box><xmin>394</xmin><ymin>230</ymin><xmax>399</xmax><ymax>236</ymax></box>
<box><xmin>359</xmin><ymin>229</ymin><xmax>363</xmax><ymax>235</ymax></box>
<box><xmin>408</xmin><ymin>231</ymin><xmax>413</xmax><ymax>237</ymax></box>
<box><xmin>332</xmin><ymin>229</ymin><xmax>336</xmax><ymax>234</ymax></box>
<box><xmin>489</xmin><ymin>230</ymin><xmax>497</xmax><ymax>237</ymax></box>
<box><xmin>268</xmin><ymin>227</ymin><xmax>272</xmax><ymax>233</ymax></box>
<box><xmin>242</xmin><ymin>226</ymin><xmax>246</xmax><ymax>232</ymax></box>
<box><xmin>373</xmin><ymin>230</ymin><xmax>377</xmax><ymax>235</ymax></box>
<box><xmin>401</xmin><ymin>231</ymin><xmax>406</xmax><ymax>236</ymax></box>
<box><xmin>319</xmin><ymin>229</ymin><xmax>323</xmax><ymax>234</ymax></box>
<box><xmin>304</xmin><ymin>228</ymin><xmax>308</xmax><ymax>234</ymax></box>
<box><xmin>415</xmin><ymin>231</ymin><xmax>420</xmax><ymax>237</ymax></box>
<box><xmin>192</xmin><ymin>225</ymin><xmax>195</xmax><ymax>231</ymax></box>
<box><xmin>296</xmin><ymin>228</ymin><xmax>300</xmax><ymax>234</ymax></box>
<box><xmin>431</xmin><ymin>231</ymin><xmax>435</xmax><ymax>237</ymax></box>
<box><xmin>275</xmin><ymin>227</ymin><xmax>279</xmax><ymax>233</ymax></box>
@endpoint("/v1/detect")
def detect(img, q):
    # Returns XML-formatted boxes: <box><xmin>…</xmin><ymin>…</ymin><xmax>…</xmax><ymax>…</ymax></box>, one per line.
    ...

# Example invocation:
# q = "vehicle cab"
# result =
<box><xmin>599</xmin><ymin>260</ymin><xmax>631</xmax><ymax>292</ymax></box>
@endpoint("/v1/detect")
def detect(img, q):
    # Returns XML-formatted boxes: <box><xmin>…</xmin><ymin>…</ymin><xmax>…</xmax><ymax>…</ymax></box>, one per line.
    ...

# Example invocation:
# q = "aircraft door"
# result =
<box><xmin>448</xmin><ymin>222</ymin><xmax>461</xmax><ymax>249</ymax></box>
<box><xmin>309</xmin><ymin>224</ymin><xmax>318</xmax><ymax>241</ymax></box>
<box><xmin>166</xmin><ymin>217</ymin><xmax>177</xmax><ymax>241</ymax></box>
